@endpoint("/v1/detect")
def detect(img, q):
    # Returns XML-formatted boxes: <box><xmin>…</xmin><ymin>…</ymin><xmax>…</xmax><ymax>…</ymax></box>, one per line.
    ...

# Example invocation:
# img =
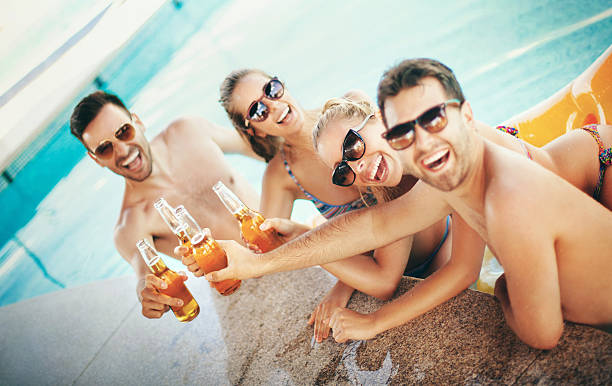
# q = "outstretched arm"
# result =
<box><xmin>209</xmin><ymin>181</ymin><xmax>451</xmax><ymax>281</ymax></box>
<box><xmin>329</xmin><ymin>213</ymin><xmax>485</xmax><ymax>342</ymax></box>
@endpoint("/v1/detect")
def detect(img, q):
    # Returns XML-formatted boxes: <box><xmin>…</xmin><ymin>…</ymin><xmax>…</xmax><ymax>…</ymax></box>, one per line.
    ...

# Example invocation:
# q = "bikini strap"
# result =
<box><xmin>280</xmin><ymin>148</ymin><xmax>316</xmax><ymax>200</ymax></box>
<box><xmin>496</xmin><ymin>125</ymin><xmax>519</xmax><ymax>137</ymax></box>
<box><xmin>581</xmin><ymin>125</ymin><xmax>612</xmax><ymax>166</ymax></box>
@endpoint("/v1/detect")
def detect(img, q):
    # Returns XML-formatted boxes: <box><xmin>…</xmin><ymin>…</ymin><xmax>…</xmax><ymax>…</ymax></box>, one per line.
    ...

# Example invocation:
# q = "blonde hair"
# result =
<box><xmin>313</xmin><ymin>96</ymin><xmax>407</xmax><ymax>204</ymax></box>
<box><xmin>312</xmin><ymin>97</ymin><xmax>376</xmax><ymax>152</ymax></box>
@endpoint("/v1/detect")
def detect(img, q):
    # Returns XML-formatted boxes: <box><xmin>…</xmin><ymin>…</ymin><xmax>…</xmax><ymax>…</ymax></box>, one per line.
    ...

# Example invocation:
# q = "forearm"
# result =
<box><xmin>257</xmin><ymin>208</ymin><xmax>385</xmax><ymax>274</ymax></box>
<box><xmin>328</xmin><ymin>280</ymin><xmax>356</xmax><ymax>305</ymax></box>
<box><xmin>371</xmin><ymin>262</ymin><xmax>476</xmax><ymax>334</ymax></box>
<box><xmin>322</xmin><ymin>254</ymin><xmax>400</xmax><ymax>300</ymax></box>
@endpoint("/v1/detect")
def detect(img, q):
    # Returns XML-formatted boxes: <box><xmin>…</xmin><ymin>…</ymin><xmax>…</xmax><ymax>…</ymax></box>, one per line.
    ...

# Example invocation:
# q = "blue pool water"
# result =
<box><xmin>1</xmin><ymin>0</ymin><xmax>611</xmax><ymax>307</ymax></box>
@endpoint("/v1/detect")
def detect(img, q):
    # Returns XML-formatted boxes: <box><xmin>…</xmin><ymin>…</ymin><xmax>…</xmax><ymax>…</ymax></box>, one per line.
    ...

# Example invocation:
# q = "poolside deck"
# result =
<box><xmin>1</xmin><ymin>268</ymin><xmax>610</xmax><ymax>385</ymax></box>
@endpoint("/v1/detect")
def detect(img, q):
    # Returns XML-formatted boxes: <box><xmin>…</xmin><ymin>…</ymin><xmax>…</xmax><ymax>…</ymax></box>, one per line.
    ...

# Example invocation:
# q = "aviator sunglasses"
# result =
<box><xmin>244</xmin><ymin>77</ymin><xmax>284</xmax><ymax>127</ymax></box>
<box><xmin>381</xmin><ymin>99</ymin><xmax>461</xmax><ymax>150</ymax></box>
<box><xmin>91</xmin><ymin>122</ymin><xmax>136</xmax><ymax>159</ymax></box>
<box><xmin>332</xmin><ymin>114</ymin><xmax>374</xmax><ymax>187</ymax></box>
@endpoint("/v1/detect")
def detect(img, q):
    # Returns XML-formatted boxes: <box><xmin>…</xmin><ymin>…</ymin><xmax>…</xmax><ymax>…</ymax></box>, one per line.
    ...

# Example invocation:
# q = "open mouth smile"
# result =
<box><xmin>277</xmin><ymin>106</ymin><xmax>291</xmax><ymax>124</ymax></box>
<box><xmin>120</xmin><ymin>149</ymin><xmax>142</xmax><ymax>171</ymax></box>
<box><xmin>365</xmin><ymin>154</ymin><xmax>388</xmax><ymax>183</ymax></box>
<box><xmin>421</xmin><ymin>149</ymin><xmax>450</xmax><ymax>171</ymax></box>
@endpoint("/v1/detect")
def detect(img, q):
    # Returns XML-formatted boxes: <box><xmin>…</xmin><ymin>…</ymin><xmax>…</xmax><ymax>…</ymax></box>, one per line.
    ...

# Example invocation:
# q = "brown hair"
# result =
<box><xmin>70</xmin><ymin>91</ymin><xmax>130</xmax><ymax>148</ymax></box>
<box><xmin>219</xmin><ymin>69</ymin><xmax>283</xmax><ymax>162</ymax></box>
<box><xmin>377</xmin><ymin>58</ymin><xmax>465</xmax><ymax>127</ymax></box>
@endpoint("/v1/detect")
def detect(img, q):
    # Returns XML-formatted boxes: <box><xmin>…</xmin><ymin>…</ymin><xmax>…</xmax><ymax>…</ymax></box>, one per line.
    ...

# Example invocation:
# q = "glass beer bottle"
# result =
<box><xmin>136</xmin><ymin>239</ymin><xmax>199</xmax><ymax>322</ymax></box>
<box><xmin>175</xmin><ymin>206</ymin><xmax>241</xmax><ymax>296</ymax></box>
<box><xmin>153</xmin><ymin>198</ymin><xmax>190</xmax><ymax>244</ymax></box>
<box><xmin>212</xmin><ymin>181</ymin><xmax>283</xmax><ymax>252</ymax></box>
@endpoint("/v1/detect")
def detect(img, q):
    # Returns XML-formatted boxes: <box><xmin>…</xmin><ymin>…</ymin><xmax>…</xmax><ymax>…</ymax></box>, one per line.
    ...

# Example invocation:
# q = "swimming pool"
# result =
<box><xmin>1</xmin><ymin>0</ymin><xmax>611</xmax><ymax>307</ymax></box>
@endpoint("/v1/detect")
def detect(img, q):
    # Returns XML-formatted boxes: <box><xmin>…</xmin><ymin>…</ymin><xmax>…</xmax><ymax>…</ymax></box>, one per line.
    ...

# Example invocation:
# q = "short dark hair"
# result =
<box><xmin>70</xmin><ymin>91</ymin><xmax>130</xmax><ymax>144</ymax></box>
<box><xmin>377</xmin><ymin>58</ymin><xmax>465</xmax><ymax>127</ymax></box>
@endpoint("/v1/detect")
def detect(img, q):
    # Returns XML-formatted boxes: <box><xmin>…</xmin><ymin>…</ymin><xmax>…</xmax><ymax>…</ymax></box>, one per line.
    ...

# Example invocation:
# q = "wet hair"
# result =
<box><xmin>219</xmin><ymin>69</ymin><xmax>283</xmax><ymax>162</ymax></box>
<box><xmin>312</xmin><ymin>97</ymin><xmax>376</xmax><ymax>151</ymax></box>
<box><xmin>70</xmin><ymin>91</ymin><xmax>130</xmax><ymax>146</ymax></box>
<box><xmin>377</xmin><ymin>58</ymin><xmax>465</xmax><ymax>127</ymax></box>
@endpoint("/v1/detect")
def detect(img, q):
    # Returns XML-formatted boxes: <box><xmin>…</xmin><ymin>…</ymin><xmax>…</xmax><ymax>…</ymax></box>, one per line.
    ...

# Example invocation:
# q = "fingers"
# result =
<box><xmin>139</xmin><ymin>274</ymin><xmax>184</xmax><ymax>319</ymax></box>
<box><xmin>329</xmin><ymin>309</ymin><xmax>348</xmax><ymax>343</ymax></box>
<box><xmin>259</xmin><ymin>218</ymin><xmax>290</xmax><ymax>233</ymax></box>
<box><xmin>314</xmin><ymin>304</ymin><xmax>331</xmax><ymax>343</ymax></box>
<box><xmin>143</xmin><ymin>274</ymin><xmax>166</xmax><ymax>290</ymax></box>
<box><xmin>181</xmin><ymin>255</ymin><xmax>205</xmax><ymax>277</ymax></box>
<box><xmin>205</xmin><ymin>268</ymin><xmax>231</xmax><ymax>283</ymax></box>
<box><xmin>173</xmin><ymin>245</ymin><xmax>190</xmax><ymax>259</ymax></box>
<box><xmin>307</xmin><ymin>310</ymin><xmax>315</xmax><ymax>325</ymax></box>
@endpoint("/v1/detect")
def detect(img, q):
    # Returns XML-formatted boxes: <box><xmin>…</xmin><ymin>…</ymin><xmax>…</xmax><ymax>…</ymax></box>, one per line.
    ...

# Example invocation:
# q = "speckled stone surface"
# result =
<box><xmin>1</xmin><ymin>268</ymin><xmax>610</xmax><ymax>385</ymax></box>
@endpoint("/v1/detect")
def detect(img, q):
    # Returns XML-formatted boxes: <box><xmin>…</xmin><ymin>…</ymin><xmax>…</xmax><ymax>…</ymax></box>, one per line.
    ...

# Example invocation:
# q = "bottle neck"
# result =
<box><xmin>148</xmin><ymin>257</ymin><xmax>168</xmax><ymax>275</ymax></box>
<box><xmin>155</xmin><ymin>200</ymin><xmax>182</xmax><ymax>233</ymax></box>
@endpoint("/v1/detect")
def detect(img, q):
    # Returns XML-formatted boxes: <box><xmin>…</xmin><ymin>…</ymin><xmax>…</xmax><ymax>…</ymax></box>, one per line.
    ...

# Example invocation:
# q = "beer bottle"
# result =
<box><xmin>213</xmin><ymin>181</ymin><xmax>283</xmax><ymax>252</ymax></box>
<box><xmin>175</xmin><ymin>206</ymin><xmax>241</xmax><ymax>296</ymax></box>
<box><xmin>136</xmin><ymin>239</ymin><xmax>199</xmax><ymax>322</ymax></box>
<box><xmin>153</xmin><ymin>198</ymin><xmax>190</xmax><ymax>246</ymax></box>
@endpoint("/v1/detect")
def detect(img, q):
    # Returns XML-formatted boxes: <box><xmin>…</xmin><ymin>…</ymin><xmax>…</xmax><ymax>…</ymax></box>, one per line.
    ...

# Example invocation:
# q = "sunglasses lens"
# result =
<box><xmin>332</xmin><ymin>162</ymin><xmax>356</xmax><ymax>187</ymax></box>
<box><xmin>419</xmin><ymin>105</ymin><xmax>447</xmax><ymax>132</ymax></box>
<box><xmin>248</xmin><ymin>101</ymin><xmax>269</xmax><ymax>122</ymax></box>
<box><xmin>383</xmin><ymin>122</ymin><xmax>415</xmax><ymax>150</ymax></box>
<box><xmin>94</xmin><ymin>142</ymin><xmax>113</xmax><ymax>159</ymax></box>
<box><xmin>266</xmin><ymin>79</ymin><xmax>284</xmax><ymax>99</ymax></box>
<box><xmin>115</xmin><ymin>124</ymin><xmax>135</xmax><ymax>141</ymax></box>
<box><xmin>342</xmin><ymin>130</ymin><xmax>366</xmax><ymax>160</ymax></box>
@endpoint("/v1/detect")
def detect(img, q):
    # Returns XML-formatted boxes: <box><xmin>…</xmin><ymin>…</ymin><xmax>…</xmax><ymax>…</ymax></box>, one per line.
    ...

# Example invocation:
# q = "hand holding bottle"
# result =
<box><xmin>139</xmin><ymin>273</ymin><xmax>187</xmax><ymax>319</ymax></box>
<box><xmin>259</xmin><ymin>218</ymin><xmax>311</xmax><ymax>242</ymax></box>
<box><xmin>205</xmin><ymin>239</ymin><xmax>263</xmax><ymax>282</ymax></box>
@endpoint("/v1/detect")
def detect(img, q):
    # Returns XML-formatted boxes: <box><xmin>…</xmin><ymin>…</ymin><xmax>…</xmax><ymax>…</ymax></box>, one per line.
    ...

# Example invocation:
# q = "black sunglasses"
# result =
<box><xmin>381</xmin><ymin>99</ymin><xmax>461</xmax><ymax>150</ymax></box>
<box><xmin>92</xmin><ymin>122</ymin><xmax>136</xmax><ymax>159</ymax></box>
<box><xmin>244</xmin><ymin>77</ymin><xmax>284</xmax><ymax>127</ymax></box>
<box><xmin>331</xmin><ymin>114</ymin><xmax>374</xmax><ymax>187</ymax></box>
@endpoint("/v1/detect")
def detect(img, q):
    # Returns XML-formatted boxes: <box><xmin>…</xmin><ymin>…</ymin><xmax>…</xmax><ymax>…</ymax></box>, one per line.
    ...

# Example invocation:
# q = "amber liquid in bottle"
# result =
<box><xmin>213</xmin><ymin>181</ymin><xmax>284</xmax><ymax>252</ymax></box>
<box><xmin>190</xmin><ymin>233</ymin><xmax>241</xmax><ymax>296</ymax></box>
<box><xmin>235</xmin><ymin>208</ymin><xmax>283</xmax><ymax>252</ymax></box>
<box><xmin>175</xmin><ymin>206</ymin><xmax>241</xmax><ymax>296</ymax></box>
<box><xmin>137</xmin><ymin>239</ymin><xmax>199</xmax><ymax>322</ymax></box>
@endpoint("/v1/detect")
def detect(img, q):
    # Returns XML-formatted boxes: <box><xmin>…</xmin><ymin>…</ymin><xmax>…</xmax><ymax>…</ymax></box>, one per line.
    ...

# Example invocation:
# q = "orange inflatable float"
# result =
<box><xmin>477</xmin><ymin>44</ymin><xmax>612</xmax><ymax>294</ymax></box>
<box><xmin>505</xmin><ymin>44</ymin><xmax>612</xmax><ymax>145</ymax></box>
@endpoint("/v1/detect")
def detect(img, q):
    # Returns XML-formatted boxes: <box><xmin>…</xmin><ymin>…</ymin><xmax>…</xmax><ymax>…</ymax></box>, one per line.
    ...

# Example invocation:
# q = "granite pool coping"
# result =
<box><xmin>0</xmin><ymin>268</ymin><xmax>610</xmax><ymax>385</ymax></box>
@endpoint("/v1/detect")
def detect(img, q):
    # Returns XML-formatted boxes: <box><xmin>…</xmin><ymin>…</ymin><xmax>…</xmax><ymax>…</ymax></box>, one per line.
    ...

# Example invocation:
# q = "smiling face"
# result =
<box><xmin>81</xmin><ymin>103</ymin><xmax>153</xmax><ymax>181</ymax></box>
<box><xmin>231</xmin><ymin>72</ymin><xmax>304</xmax><ymax>138</ymax></box>
<box><xmin>383</xmin><ymin>77</ymin><xmax>475</xmax><ymax>191</ymax></box>
<box><xmin>317</xmin><ymin>114</ymin><xmax>404</xmax><ymax>187</ymax></box>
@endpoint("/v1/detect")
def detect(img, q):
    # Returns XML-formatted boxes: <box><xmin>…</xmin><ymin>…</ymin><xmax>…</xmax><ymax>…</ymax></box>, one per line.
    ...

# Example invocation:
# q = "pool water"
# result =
<box><xmin>1</xmin><ymin>0</ymin><xmax>611</xmax><ymax>307</ymax></box>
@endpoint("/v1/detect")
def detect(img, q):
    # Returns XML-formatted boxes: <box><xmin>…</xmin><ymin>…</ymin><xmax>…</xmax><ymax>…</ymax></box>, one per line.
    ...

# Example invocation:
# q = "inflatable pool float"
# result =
<box><xmin>477</xmin><ymin>44</ymin><xmax>612</xmax><ymax>294</ymax></box>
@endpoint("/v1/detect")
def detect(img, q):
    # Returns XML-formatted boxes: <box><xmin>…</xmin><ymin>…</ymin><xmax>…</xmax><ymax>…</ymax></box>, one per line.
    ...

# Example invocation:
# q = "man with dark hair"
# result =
<box><xmin>71</xmin><ymin>91</ymin><xmax>259</xmax><ymax>320</ymax></box>
<box><xmin>204</xmin><ymin>59</ymin><xmax>612</xmax><ymax>349</ymax></box>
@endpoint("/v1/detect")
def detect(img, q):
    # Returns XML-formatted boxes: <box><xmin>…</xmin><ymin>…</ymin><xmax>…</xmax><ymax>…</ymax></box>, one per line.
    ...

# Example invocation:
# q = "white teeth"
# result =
<box><xmin>369</xmin><ymin>155</ymin><xmax>383</xmax><ymax>180</ymax></box>
<box><xmin>122</xmin><ymin>150</ymin><xmax>139</xmax><ymax>167</ymax></box>
<box><xmin>423</xmin><ymin>149</ymin><xmax>448</xmax><ymax>167</ymax></box>
<box><xmin>277</xmin><ymin>106</ymin><xmax>290</xmax><ymax>123</ymax></box>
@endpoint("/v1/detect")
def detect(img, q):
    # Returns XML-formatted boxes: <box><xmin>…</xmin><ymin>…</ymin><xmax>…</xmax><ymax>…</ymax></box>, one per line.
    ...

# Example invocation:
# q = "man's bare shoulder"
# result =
<box><xmin>155</xmin><ymin>117</ymin><xmax>216</xmax><ymax>148</ymax></box>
